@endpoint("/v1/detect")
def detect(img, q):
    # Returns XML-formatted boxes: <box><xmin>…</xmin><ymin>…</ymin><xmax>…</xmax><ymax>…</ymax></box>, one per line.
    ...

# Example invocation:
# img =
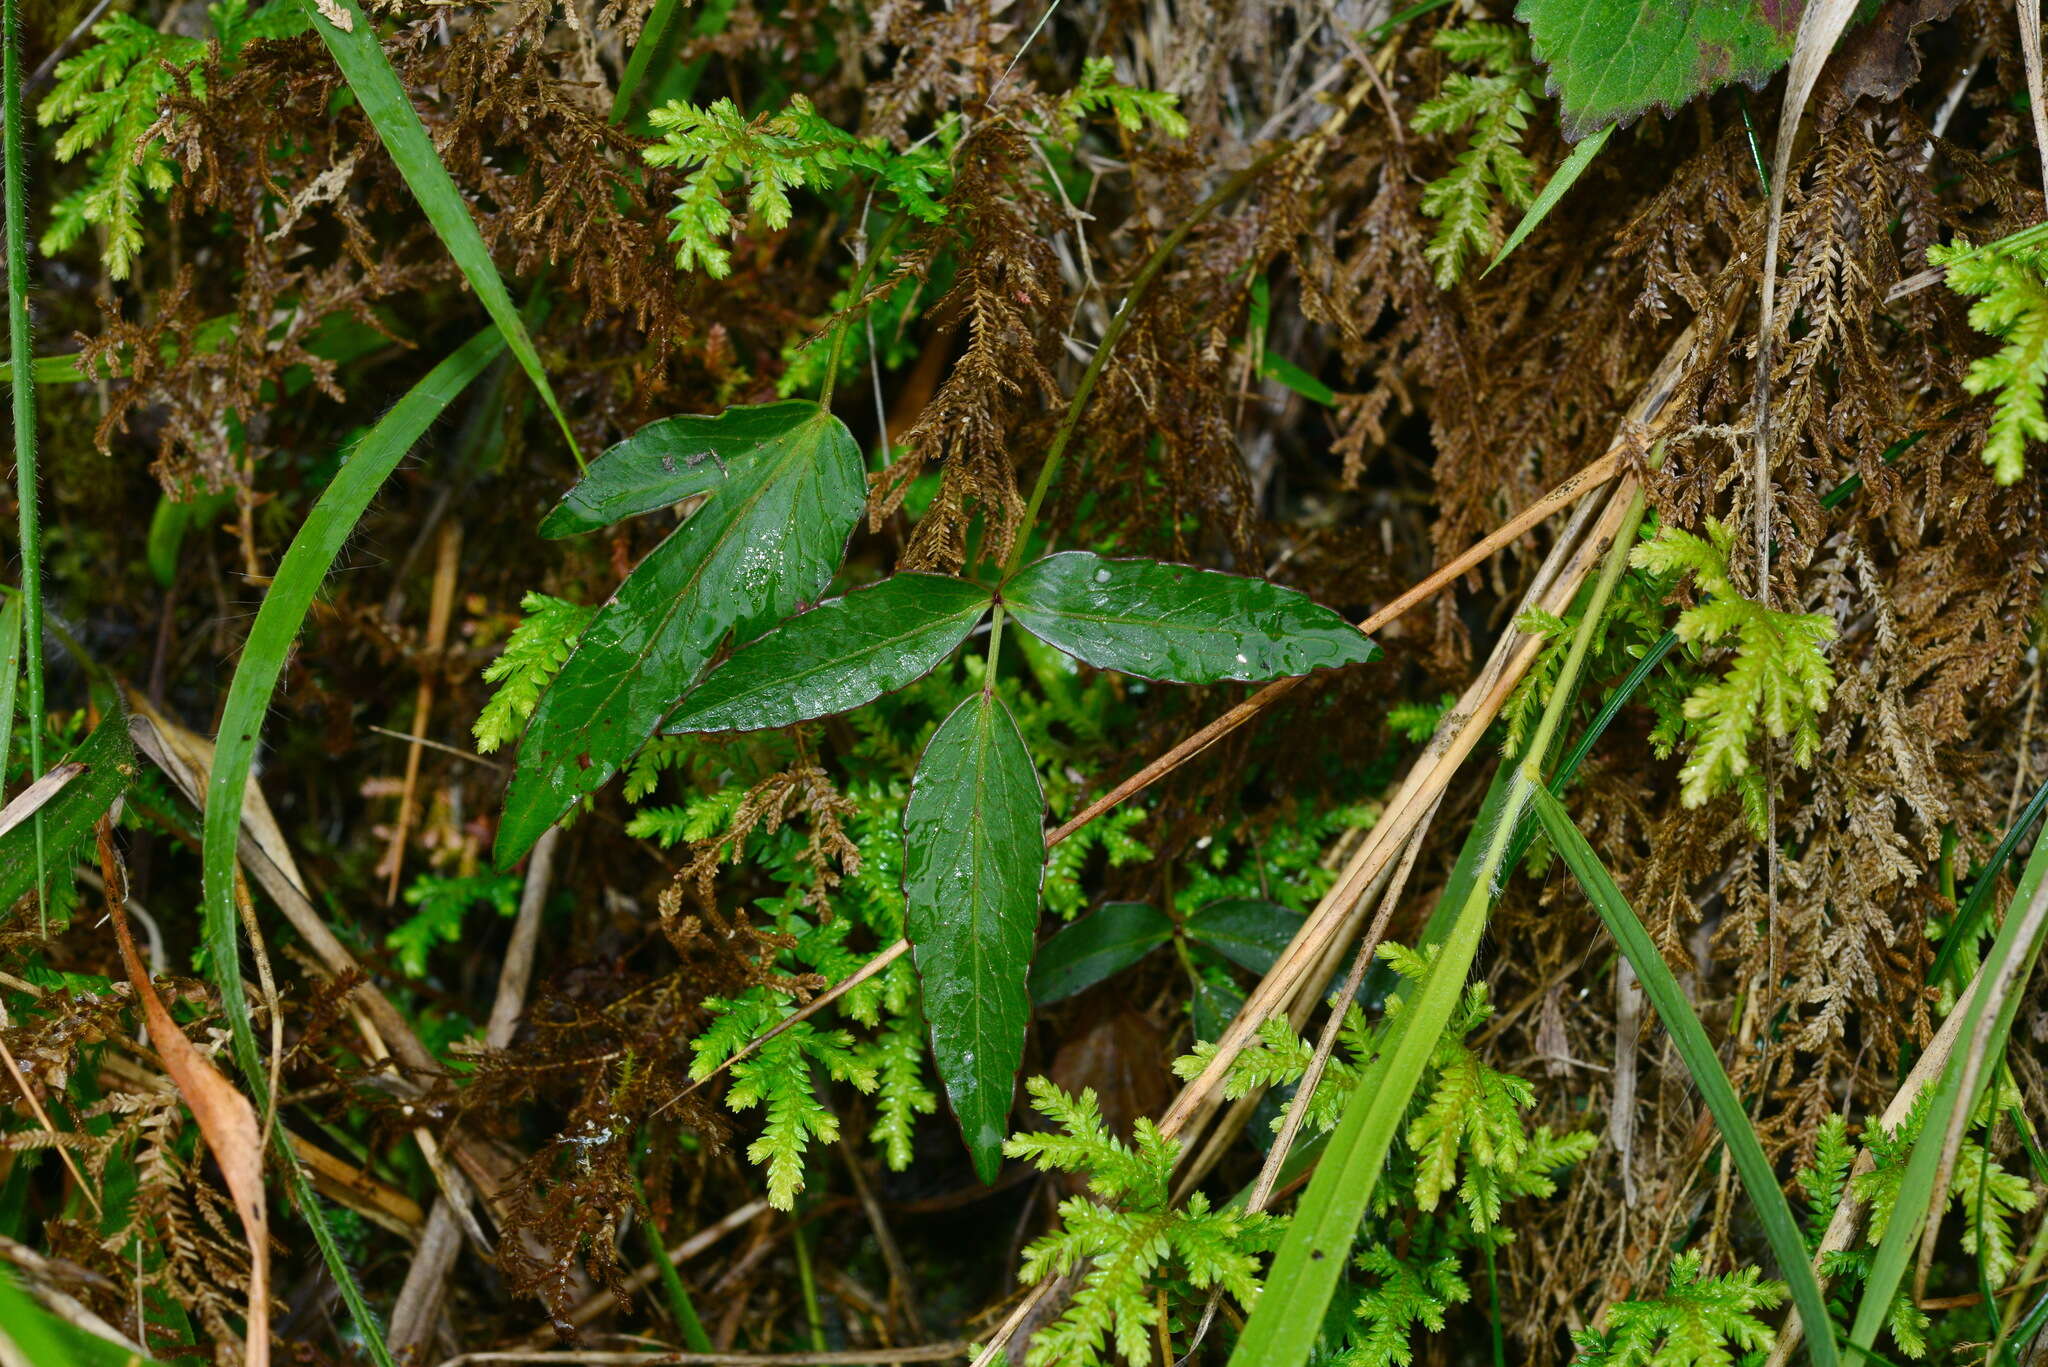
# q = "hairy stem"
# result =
<box><xmin>3</xmin><ymin>0</ymin><xmax>47</xmax><ymax>929</ymax></box>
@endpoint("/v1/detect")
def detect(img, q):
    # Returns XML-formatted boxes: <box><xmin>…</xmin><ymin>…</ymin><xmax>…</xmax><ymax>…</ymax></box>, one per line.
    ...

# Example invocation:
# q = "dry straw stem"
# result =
<box><xmin>97</xmin><ymin>818</ymin><xmax>271</xmax><ymax>1367</ymax></box>
<box><xmin>971</xmin><ymin>311</ymin><xmax>1720</xmax><ymax>1367</ymax></box>
<box><xmin>1761</xmin><ymin>961</ymin><xmax>2001</xmax><ymax>1367</ymax></box>
<box><xmin>1914</xmin><ymin>868</ymin><xmax>2048</xmax><ymax>1299</ymax></box>
<box><xmin>393</xmin><ymin>824</ymin><xmax>566</xmax><ymax>1354</ymax></box>
<box><xmin>536</xmin><ymin>1197</ymin><xmax>771</xmax><ymax>1341</ymax></box>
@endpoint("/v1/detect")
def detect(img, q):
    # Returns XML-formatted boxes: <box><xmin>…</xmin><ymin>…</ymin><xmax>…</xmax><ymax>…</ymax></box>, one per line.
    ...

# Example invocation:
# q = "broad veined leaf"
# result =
<box><xmin>666</xmin><ymin>574</ymin><xmax>992</xmax><ymax>733</ymax></box>
<box><xmin>903</xmin><ymin>691</ymin><xmax>1046</xmax><ymax>1182</ymax></box>
<box><xmin>1518</xmin><ymin>0</ymin><xmax>1799</xmax><ymax>139</ymax></box>
<box><xmin>496</xmin><ymin>405</ymin><xmax>863</xmax><ymax>866</ymax></box>
<box><xmin>539</xmin><ymin>402</ymin><xmax>818</xmax><ymax>538</ymax></box>
<box><xmin>1001</xmin><ymin>551</ymin><xmax>1379</xmax><ymax>684</ymax></box>
<box><xmin>0</xmin><ymin>700</ymin><xmax>133</xmax><ymax>915</ymax></box>
<box><xmin>1029</xmin><ymin>901</ymin><xmax>1173</xmax><ymax>1005</ymax></box>
<box><xmin>1185</xmin><ymin>898</ymin><xmax>1304</xmax><ymax>976</ymax></box>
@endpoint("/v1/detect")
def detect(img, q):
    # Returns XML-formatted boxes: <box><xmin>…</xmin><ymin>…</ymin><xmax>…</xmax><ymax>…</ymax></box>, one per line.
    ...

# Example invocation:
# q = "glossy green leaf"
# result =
<box><xmin>497</xmin><ymin>404</ymin><xmax>863</xmax><ymax>865</ymax></box>
<box><xmin>1001</xmin><ymin>551</ymin><xmax>1378</xmax><ymax>684</ymax></box>
<box><xmin>666</xmin><ymin>573</ymin><xmax>991</xmax><ymax>733</ymax></box>
<box><xmin>298</xmin><ymin>0</ymin><xmax>580</xmax><ymax>461</ymax></box>
<box><xmin>201</xmin><ymin>327</ymin><xmax>505</xmax><ymax>1367</ymax></box>
<box><xmin>1185</xmin><ymin>898</ymin><xmax>1304</xmax><ymax>976</ymax></box>
<box><xmin>0</xmin><ymin>701</ymin><xmax>133</xmax><ymax>916</ymax></box>
<box><xmin>1192</xmin><ymin>975</ymin><xmax>1246</xmax><ymax>1042</ymax></box>
<box><xmin>539</xmin><ymin>402</ymin><xmax>819</xmax><ymax>538</ymax></box>
<box><xmin>903</xmin><ymin>691</ymin><xmax>1045</xmax><ymax>1182</ymax></box>
<box><xmin>1531</xmin><ymin>785</ymin><xmax>1841</xmax><ymax>1367</ymax></box>
<box><xmin>1518</xmin><ymin>0</ymin><xmax>1797</xmax><ymax>139</ymax></box>
<box><xmin>1029</xmin><ymin>901</ymin><xmax>1172</xmax><ymax>1005</ymax></box>
<box><xmin>1486</xmin><ymin>123</ymin><xmax>1613</xmax><ymax>274</ymax></box>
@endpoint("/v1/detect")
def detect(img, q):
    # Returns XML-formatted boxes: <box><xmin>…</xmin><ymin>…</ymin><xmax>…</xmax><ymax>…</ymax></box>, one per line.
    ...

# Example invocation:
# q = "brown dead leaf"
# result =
<box><xmin>1828</xmin><ymin>0</ymin><xmax>1964</xmax><ymax>104</ymax></box>
<box><xmin>96</xmin><ymin>818</ymin><xmax>271</xmax><ymax>1367</ymax></box>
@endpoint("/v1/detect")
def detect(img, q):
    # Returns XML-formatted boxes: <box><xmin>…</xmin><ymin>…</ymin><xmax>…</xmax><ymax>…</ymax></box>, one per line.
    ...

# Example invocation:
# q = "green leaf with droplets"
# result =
<box><xmin>903</xmin><ymin>691</ymin><xmax>1045</xmax><ymax>1181</ymax></box>
<box><xmin>1001</xmin><ymin>551</ymin><xmax>1379</xmax><ymax>684</ymax></box>
<box><xmin>1516</xmin><ymin>0</ymin><xmax>1800</xmax><ymax>140</ymax></box>
<box><xmin>539</xmin><ymin>402</ymin><xmax>820</xmax><ymax>538</ymax></box>
<box><xmin>495</xmin><ymin>404</ymin><xmax>863</xmax><ymax>866</ymax></box>
<box><xmin>1030</xmin><ymin>901</ymin><xmax>1173</xmax><ymax>1005</ymax></box>
<box><xmin>666</xmin><ymin>573</ymin><xmax>992</xmax><ymax>733</ymax></box>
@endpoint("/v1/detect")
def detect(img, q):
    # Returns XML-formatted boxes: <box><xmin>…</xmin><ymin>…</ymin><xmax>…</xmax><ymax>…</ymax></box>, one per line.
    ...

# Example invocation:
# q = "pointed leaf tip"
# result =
<box><xmin>903</xmin><ymin>691</ymin><xmax>1045</xmax><ymax>1182</ymax></box>
<box><xmin>1002</xmin><ymin>551</ymin><xmax>1378</xmax><ymax>685</ymax></box>
<box><xmin>496</xmin><ymin>405</ymin><xmax>862</xmax><ymax>866</ymax></box>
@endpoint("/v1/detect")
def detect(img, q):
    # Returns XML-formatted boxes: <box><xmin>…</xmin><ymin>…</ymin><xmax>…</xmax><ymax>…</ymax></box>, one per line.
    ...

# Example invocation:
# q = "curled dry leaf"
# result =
<box><xmin>95</xmin><ymin>818</ymin><xmax>271</xmax><ymax>1367</ymax></box>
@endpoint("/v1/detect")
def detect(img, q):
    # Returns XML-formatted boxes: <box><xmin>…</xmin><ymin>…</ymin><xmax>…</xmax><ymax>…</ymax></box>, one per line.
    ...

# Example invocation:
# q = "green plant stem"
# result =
<box><xmin>819</xmin><ymin>220</ymin><xmax>898</xmax><ymax>409</ymax></box>
<box><xmin>980</xmin><ymin>151</ymin><xmax>1279</xmax><ymax>685</ymax></box>
<box><xmin>1230</xmin><ymin>484</ymin><xmax>1646</xmax><ymax>1367</ymax></box>
<box><xmin>792</xmin><ymin>1208</ymin><xmax>828</xmax><ymax>1355</ymax></box>
<box><xmin>634</xmin><ymin>1177</ymin><xmax>714</xmax><ymax>1353</ymax></box>
<box><xmin>1001</xmin><ymin>153</ymin><xmax>1278</xmax><ymax>583</ymax></box>
<box><xmin>3</xmin><ymin>0</ymin><xmax>47</xmax><ymax>930</ymax></box>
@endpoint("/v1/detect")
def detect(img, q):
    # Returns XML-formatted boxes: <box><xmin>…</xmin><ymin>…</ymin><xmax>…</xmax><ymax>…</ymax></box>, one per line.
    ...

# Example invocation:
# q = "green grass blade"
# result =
<box><xmin>1486</xmin><ymin>123</ymin><xmax>1614</xmax><ymax>276</ymax></box>
<box><xmin>1226</xmin><ymin>883</ymin><xmax>1488</xmax><ymax>1367</ymax></box>
<box><xmin>1929</xmin><ymin>775</ymin><xmax>2048</xmax><ymax>988</ymax></box>
<box><xmin>611</xmin><ymin>0</ymin><xmax>684</xmax><ymax>122</ymax></box>
<box><xmin>299</xmin><ymin>0</ymin><xmax>582</xmax><ymax>466</ymax></box>
<box><xmin>1846</xmin><ymin>826</ymin><xmax>2048</xmax><ymax>1358</ymax></box>
<box><xmin>0</xmin><ymin>1268</ymin><xmax>168</xmax><ymax>1367</ymax></box>
<box><xmin>1531</xmin><ymin>784</ymin><xmax>1841</xmax><ymax>1367</ymax></box>
<box><xmin>200</xmin><ymin>326</ymin><xmax>505</xmax><ymax>1367</ymax></box>
<box><xmin>3</xmin><ymin>0</ymin><xmax>48</xmax><ymax>929</ymax></box>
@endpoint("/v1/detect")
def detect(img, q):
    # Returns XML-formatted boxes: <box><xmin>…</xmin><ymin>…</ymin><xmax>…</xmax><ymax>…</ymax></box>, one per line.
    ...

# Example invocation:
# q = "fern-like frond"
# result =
<box><xmin>1929</xmin><ymin>238</ymin><xmax>2048</xmax><ymax>484</ymax></box>
<box><xmin>474</xmin><ymin>592</ymin><xmax>595</xmax><ymax>753</ymax></box>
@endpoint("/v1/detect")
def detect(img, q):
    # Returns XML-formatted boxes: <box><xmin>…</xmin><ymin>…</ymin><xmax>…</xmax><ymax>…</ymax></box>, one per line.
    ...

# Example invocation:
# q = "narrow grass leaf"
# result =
<box><xmin>903</xmin><ymin>691</ymin><xmax>1045</xmax><ymax>1181</ymax></box>
<box><xmin>1847</xmin><ymin>828</ymin><xmax>2048</xmax><ymax>1357</ymax></box>
<box><xmin>1531</xmin><ymin>784</ymin><xmax>1841</xmax><ymax>1367</ymax></box>
<box><xmin>1030</xmin><ymin>901</ymin><xmax>1172</xmax><ymax>1005</ymax></box>
<box><xmin>1228</xmin><ymin>886</ymin><xmax>1488</xmax><ymax>1367</ymax></box>
<box><xmin>0</xmin><ymin>1269</ymin><xmax>165</xmax><ymax>1367</ymax></box>
<box><xmin>666</xmin><ymin>574</ymin><xmax>991</xmax><ymax>734</ymax></box>
<box><xmin>298</xmin><ymin>0</ymin><xmax>581</xmax><ymax>462</ymax></box>
<box><xmin>1929</xmin><ymin>774</ymin><xmax>2048</xmax><ymax>988</ymax></box>
<box><xmin>1486</xmin><ymin>123</ymin><xmax>1612</xmax><ymax>275</ymax></box>
<box><xmin>200</xmin><ymin>325</ymin><xmax>504</xmax><ymax>1367</ymax></box>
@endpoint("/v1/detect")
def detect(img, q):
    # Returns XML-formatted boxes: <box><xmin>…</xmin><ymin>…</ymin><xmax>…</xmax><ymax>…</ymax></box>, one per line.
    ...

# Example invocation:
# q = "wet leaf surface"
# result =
<box><xmin>1001</xmin><ymin>551</ymin><xmax>1379</xmax><ymax>684</ymax></box>
<box><xmin>903</xmin><ymin>690</ymin><xmax>1045</xmax><ymax>1182</ymax></box>
<box><xmin>666</xmin><ymin>573</ymin><xmax>991</xmax><ymax>733</ymax></box>
<box><xmin>497</xmin><ymin>404</ymin><xmax>863</xmax><ymax>865</ymax></box>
